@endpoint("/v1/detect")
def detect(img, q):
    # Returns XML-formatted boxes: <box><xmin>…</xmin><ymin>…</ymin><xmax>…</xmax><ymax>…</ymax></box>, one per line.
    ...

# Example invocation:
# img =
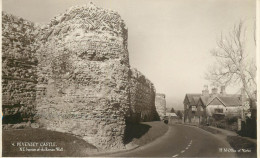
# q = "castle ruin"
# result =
<box><xmin>2</xmin><ymin>3</ymin><xmax>165</xmax><ymax>150</ymax></box>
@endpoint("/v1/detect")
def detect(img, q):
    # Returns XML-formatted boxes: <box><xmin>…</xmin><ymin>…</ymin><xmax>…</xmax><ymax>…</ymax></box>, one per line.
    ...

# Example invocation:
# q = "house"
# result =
<box><xmin>166</xmin><ymin>112</ymin><xmax>181</xmax><ymax>124</ymax></box>
<box><xmin>204</xmin><ymin>95</ymin><xmax>242</xmax><ymax>119</ymax></box>
<box><xmin>184</xmin><ymin>85</ymin><xmax>244</xmax><ymax>124</ymax></box>
<box><xmin>183</xmin><ymin>93</ymin><xmax>202</xmax><ymax>123</ymax></box>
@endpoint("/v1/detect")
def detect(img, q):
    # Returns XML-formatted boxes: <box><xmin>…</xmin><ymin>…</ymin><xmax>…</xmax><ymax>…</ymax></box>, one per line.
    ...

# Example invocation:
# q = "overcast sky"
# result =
<box><xmin>3</xmin><ymin>0</ymin><xmax>256</xmax><ymax>110</ymax></box>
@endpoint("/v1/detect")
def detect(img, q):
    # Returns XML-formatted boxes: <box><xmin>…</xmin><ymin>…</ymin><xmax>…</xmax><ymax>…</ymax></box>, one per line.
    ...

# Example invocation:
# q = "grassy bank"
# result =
<box><xmin>199</xmin><ymin>125</ymin><xmax>257</xmax><ymax>158</ymax></box>
<box><xmin>227</xmin><ymin>136</ymin><xmax>257</xmax><ymax>158</ymax></box>
<box><xmin>2</xmin><ymin>128</ymin><xmax>97</xmax><ymax>157</ymax></box>
<box><xmin>125</xmin><ymin>121</ymin><xmax>169</xmax><ymax>147</ymax></box>
<box><xmin>199</xmin><ymin>125</ymin><xmax>222</xmax><ymax>134</ymax></box>
<box><xmin>3</xmin><ymin>121</ymin><xmax>168</xmax><ymax>157</ymax></box>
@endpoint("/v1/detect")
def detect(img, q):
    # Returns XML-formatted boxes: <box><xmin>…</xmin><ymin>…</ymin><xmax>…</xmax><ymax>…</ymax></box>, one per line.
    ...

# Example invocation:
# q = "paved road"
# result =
<box><xmin>108</xmin><ymin>124</ymin><xmax>236</xmax><ymax>157</ymax></box>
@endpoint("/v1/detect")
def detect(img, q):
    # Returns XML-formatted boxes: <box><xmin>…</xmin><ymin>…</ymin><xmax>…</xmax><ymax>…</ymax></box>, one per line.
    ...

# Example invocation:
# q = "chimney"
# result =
<box><xmin>202</xmin><ymin>85</ymin><xmax>209</xmax><ymax>96</ymax></box>
<box><xmin>211</xmin><ymin>87</ymin><xmax>218</xmax><ymax>96</ymax></box>
<box><xmin>220</xmin><ymin>86</ymin><xmax>226</xmax><ymax>96</ymax></box>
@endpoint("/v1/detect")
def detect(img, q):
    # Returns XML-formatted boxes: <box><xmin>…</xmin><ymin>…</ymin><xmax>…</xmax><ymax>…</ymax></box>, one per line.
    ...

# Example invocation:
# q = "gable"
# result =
<box><xmin>193</xmin><ymin>97</ymin><xmax>200</xmax><ymax>105</ymax></box>
<box><xmin>183</xmin><ymin>95</ymin><xmax>189</xmax><ymax>105</ymax></box>
<box><xmin>197</xmin><ymin>99</ymin><xmax>202</xmax><ymax>106</ymax></box>
<box><xmin>184</xmin><ymin>94</ymin><xmax>201</xmax><ymax>106</ymax></box>
<box><xmin>197</xmin><ymin>98</ymin><xmax>206</xmax><ymax>108</ymax></box>
<box><xmin>200</xmin><ymin>96</ymin><xmax>210</xmax><ymax>106</ymax></box>
<box><xmin>208</xmin><ymin>97</ymin><xmax>225</xmax><ymax>106</ymax></box>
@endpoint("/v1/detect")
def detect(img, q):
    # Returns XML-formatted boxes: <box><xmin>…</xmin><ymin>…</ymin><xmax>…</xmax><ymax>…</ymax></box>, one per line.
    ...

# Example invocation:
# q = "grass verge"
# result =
<box><xmin>125</xmin><ymin>121</ymin><xmax>169</xmax><ymax>147</ymax></box>
<box><xmin>199</xmin><ymin>125</ymin><xmax>222</xmax><ymax>134</ymax></box>
<box><xmin>227</xmin><ymin>136</ymin><xmax>257</xmax><ymax>158</ymax></box>
<box><xmin>199</xmin><ymin>125</ymin><xmax>257</xmax><ymax>158</ymax></box>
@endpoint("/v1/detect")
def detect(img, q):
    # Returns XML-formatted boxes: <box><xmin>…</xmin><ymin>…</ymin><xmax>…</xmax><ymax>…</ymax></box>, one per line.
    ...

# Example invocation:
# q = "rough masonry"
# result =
<box><xmin>155</xmin><ymin>93</ymin><xmax>167</xmax><ymax>119</ymax></box>
<box><xmin>2</xmin><ymin>3</ymin><xmax>164</xmax><ymax>150</ymax></box>
<box><xmin>128</xmin><ymin>68</ymin><xmax>159</xmax><ymax>123</ymax></box>
<box><xmin>2</xmin><ymin>12</ymin><xmax>40</xmax><ymax>126</ymax></box>
<box><xmin>35</xmin><ymin>3</ymin><xmax>130</xmax><ymax>150</ymax></box>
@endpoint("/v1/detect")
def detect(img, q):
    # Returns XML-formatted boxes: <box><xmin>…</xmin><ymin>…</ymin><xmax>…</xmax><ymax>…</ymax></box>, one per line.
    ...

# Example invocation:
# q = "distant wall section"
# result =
<box><xmin>155</xmin><ymin>93</ymin><xmax>166</xmax><ymax>119</ymax></box>
<box><xmin>128</xmin><ymin>68</ymin><xmax>159</xmax><ymax>123</ymax></box>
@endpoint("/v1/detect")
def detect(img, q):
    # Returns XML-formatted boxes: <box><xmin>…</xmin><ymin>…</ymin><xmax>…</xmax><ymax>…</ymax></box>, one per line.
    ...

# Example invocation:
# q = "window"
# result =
<box><xmin>192</xmin><ymin>106</ymin><xmax>197</xmax><ymax>111</ymax></box>
<box><xmin>215</xmin><ymin>108</ymin><xmax>223</xmax><ymax>113</ymax></box>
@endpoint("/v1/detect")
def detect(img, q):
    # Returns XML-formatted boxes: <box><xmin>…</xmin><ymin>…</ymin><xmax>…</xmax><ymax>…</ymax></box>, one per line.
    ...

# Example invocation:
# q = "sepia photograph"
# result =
<box><xmin>1</xmin><ymin>0</ymin><xmax>258</xmax><ymax>157</ymax></box>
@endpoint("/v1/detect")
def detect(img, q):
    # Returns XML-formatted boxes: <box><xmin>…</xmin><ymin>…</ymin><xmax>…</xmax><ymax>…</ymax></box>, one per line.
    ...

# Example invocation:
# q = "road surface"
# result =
<box><xmin>108</xmin><ymin>124</ymin><xmax>236</xmax><ymax>157</ymax></box>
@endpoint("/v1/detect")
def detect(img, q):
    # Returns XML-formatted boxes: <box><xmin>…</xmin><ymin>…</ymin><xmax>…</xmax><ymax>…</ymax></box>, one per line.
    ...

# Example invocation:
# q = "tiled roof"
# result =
<box><xmin>198</xmin><ymin>95</ymin><xmax>242</xmax><ymax>107</ymax></box>
<box><xmin>200</xmin><ymin>96</ymin><xmax>210</xmax><ymax>106</ymax></box>
<box><xmin>185</xmin><ymin>93</ymin><xmax>242</xmax><ymax>107</ymax></box>
<box><xmin>218</xmin><ymin>96</ymin><xmax>242</xmax><ymax>106</ymax></box>
<box><xmin>186</xmin><ymin>94</ymin><xmax>201</xmax><ymax>105</ymax></box>
<box><xmin>193</xmin><ymin>96</ymin><xmax>200</xmax><ymax>104</ymax></box>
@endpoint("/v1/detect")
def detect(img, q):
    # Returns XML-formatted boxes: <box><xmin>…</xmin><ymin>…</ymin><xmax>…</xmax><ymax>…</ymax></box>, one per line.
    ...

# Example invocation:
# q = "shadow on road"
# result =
<box><xmin>123</xmin><ymin>123</ymin><xmax>151</xmax><ymax>144</ymax></box>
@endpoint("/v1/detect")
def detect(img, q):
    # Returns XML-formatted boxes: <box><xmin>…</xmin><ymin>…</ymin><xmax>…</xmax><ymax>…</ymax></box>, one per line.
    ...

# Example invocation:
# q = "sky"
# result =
<box><xmin>2</xmin><ymin>0</ymin><xmax>256</xmax><ymax>110</ymax></box>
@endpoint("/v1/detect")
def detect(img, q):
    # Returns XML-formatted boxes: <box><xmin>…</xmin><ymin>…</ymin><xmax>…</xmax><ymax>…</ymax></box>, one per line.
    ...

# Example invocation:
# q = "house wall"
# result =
<box><xmin>226</xmin><ymin>107</ymin><xmax>242</xmax><ymax>117</ymax></box>
<box><xmin>183</xmin><ymin>96</ymin><xmax>204</xmax><ymax>124</ymax></box>
<box><xmin>206</xmin><ymin>105</ymin><xmax>226</xmax><ymax>117</ymax></box>
<box><xmin>183</xmin><ymin>96</ymin><xmax>189</xmax><ymax>122</ymax></box>
<box><xmin>184</xmin><ymin>106</ymin><xmax>201</xmax><ymax>124</ymax></box>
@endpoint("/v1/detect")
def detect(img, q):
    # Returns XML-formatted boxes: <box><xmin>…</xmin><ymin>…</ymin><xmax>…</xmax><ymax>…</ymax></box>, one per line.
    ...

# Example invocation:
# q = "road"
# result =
<box><xmin>108</xmin><ymin>124</ymin><xmax>236</xmax><ymax>157</ymax></box>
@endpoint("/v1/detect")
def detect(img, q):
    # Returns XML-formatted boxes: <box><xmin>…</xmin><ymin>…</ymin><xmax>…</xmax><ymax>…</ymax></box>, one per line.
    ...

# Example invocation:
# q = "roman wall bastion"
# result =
<box><xmin>2</xmin><ymin>3</ymin><xmax>167</xmax><ymax>150</ymax></box>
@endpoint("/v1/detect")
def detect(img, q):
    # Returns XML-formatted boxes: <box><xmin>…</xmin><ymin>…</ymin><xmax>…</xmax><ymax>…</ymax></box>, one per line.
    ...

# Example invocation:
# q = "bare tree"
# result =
<box><xmin>206</xmin><ymin>21</ymin><xmax>256</xmax><ymax>101</ymax></box>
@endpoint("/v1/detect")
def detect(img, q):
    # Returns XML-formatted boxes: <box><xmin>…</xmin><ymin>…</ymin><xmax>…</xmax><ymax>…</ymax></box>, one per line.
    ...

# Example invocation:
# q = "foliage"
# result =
<box><xmin>206</xmin><ymin>21</ymin><xmax>256</xmax><ymax>100</ymax></box>
<box><xmin>226</xmin><ymin>116</ymin><xmax>238</xmax><ymax>125</ymax></box>
<box><xmin>170</xmin><ymin>108</ymin><xmax>175</xmax><ymax>113</ymax></box>
<box><xmin>238</xmin><ymin>117</ymin><xmax>257</xmax><ymax>138</ymax></box>
<box><xmin>176</xmin><ymin>110</ymin><xmax>183</xmax><ymax>119</ymax></box>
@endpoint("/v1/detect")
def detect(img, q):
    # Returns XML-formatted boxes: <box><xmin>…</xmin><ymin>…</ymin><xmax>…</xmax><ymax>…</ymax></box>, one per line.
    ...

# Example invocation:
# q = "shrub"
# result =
<box><xmin>226</xmin><ymin>116</ymin><xmax>238</xmax><ymax>125</ymax></box>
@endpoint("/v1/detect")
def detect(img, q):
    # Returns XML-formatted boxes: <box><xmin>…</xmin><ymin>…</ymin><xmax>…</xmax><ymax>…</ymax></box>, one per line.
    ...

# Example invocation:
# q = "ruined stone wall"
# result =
<box><xmin>2</xmin><ymin>3</ymin><xmax>162</xmax><ymax>150</ymax></box>
<box><xmin>2</xmin><ymin>12</ymin><xmax>40</xmax><ymax>125</ymax></box>
<box><xmin>35</xmin><ymin>3</ymin><xmax>130</xmax><ymax>150</ymax></box>
<box><xmin>155</xmin><ymin>93</ymin><xmax>166</xmax><ymax>119</ymax></box>
<box><xmin>128</xmin><ymin>68</ymin><xmax>159</xmax><ymax>123</ymax></box>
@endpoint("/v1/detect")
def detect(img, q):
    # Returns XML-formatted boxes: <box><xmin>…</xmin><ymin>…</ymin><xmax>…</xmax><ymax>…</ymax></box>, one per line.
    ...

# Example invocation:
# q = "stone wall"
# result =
<box><xmin>2</xmin><ymin>2</ymin><xmax>163</xmax><ymax>150</ymax></box>
<box><xmin>35</xmin><ymin>3</ymin><xmax>130</xmax><ymax>150</ymax></box>
<box><xmin>155</xmin><ymin>93</ymin><xmax>166</xmax><ymax>119</ymax></box>
<box><xmin>2</xmin><ymin>12</ymin><xmax>39</xmax><ymax>125</ymax></box>
<box><xmin>128</xmin><ymin>68</ymin><xmax>159</xmax><ymax>123</ymax></box>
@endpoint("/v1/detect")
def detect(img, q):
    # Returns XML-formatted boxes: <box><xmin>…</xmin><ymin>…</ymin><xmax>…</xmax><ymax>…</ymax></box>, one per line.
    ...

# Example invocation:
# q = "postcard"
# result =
<box><xmin>1</xmin><ymin>0</ymin><xmax>257</xmax><ymax>157</ymax></box>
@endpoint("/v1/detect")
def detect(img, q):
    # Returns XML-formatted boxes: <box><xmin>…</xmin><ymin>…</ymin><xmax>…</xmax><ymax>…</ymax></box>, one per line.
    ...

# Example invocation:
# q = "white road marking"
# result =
<box><xmin>172</xmin><ymin>140</ymin><xmax>192</xmax><ymax>157</ymax></box>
